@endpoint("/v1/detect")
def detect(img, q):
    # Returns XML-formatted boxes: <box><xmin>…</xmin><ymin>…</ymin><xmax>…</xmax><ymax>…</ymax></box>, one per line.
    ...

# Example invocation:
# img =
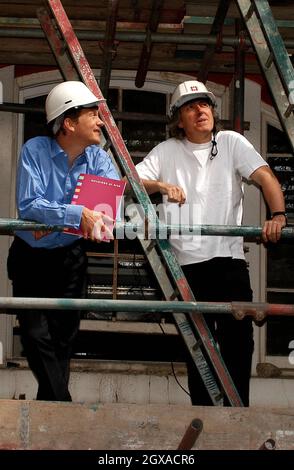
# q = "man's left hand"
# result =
<box><xmin>262</xmin><ymin>214</ymin><xmax>286</xmax><ymax>243</ymax></box>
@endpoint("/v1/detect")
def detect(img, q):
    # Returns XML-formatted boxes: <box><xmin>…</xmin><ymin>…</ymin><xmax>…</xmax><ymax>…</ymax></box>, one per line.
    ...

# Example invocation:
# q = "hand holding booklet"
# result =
<box><xmin>64</xmin><ymin>173</ymin><xmax>126</xmax><ymax>241</ymax></box>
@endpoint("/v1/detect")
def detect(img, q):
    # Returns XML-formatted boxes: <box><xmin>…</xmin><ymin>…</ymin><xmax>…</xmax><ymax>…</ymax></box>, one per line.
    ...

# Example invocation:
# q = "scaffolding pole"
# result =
<box><xmin>0</xmin><ymin>298</ymin><xmax>293</xmax><ymax>322</ymax></box>
<box><xmin>1</xmin><ymin>218</ymin><xmax>294</xmax><ymax>239</ymax></box>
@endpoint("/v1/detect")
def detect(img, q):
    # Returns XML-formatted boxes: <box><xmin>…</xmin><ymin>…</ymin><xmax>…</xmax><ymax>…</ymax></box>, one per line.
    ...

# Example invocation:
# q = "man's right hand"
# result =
<box><xmin>140</xmin><ymin>179</ymin><xmax>186</xmax><ymax>205</ymax></box>
<box><xmin>158</xmin><ymin>182</ymin><xmax>186</xmax><ymax>205</ymax></box>
<box><xmin>80</xmin><ymin>207</ymin><xmax>114</xmax><ymax>242</ymax></box>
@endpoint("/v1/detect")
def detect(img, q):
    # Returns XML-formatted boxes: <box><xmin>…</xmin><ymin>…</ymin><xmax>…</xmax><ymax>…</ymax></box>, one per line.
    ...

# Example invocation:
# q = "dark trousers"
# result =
<box><xmin>7</xmin><ymin>236</ymin><xmax>87</xmax><ymax>401</ymax></box>
<box><xmin>182</xmin><ymin>257</ymin><xmax>254</xmax><ymax>407</ymax></box>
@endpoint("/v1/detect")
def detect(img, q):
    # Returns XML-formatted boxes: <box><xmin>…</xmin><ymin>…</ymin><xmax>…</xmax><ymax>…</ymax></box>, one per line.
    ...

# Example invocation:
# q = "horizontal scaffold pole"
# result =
<box><xmin>1</xmin><ymin>27</ymin><xmax>294</xmax><ymax>49</ymax></box>
<box><xmin>0</xmin><ymin>298</ymin><xmax>294</xmax><ymax>322</ymax></box>
<box><xmin>0</xmin><ymin>218</ymin><xmax>294</xmax><ymax>239</ymax></box>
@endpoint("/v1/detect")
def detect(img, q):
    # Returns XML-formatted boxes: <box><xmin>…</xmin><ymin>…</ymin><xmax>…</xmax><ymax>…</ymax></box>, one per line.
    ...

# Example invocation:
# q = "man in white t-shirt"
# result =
<box><xmin>136</xmin><ymin>80</ymin><xmax>286</xmax><ymax>406</ymax></box>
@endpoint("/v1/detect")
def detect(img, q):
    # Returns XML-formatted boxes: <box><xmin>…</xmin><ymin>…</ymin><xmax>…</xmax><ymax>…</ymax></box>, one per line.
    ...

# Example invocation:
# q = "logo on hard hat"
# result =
<box><xmin>190</xmin><ymin>86</ymin><xmax>198</xmax><ymax>92</ymax></box>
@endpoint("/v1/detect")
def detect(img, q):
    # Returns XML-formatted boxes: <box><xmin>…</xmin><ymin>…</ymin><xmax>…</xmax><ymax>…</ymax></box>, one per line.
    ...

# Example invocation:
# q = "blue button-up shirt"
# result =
<box><xmin>16</xmin><ymin>136</ymin><xmax>119</xmax><ymax>248</ymax></box>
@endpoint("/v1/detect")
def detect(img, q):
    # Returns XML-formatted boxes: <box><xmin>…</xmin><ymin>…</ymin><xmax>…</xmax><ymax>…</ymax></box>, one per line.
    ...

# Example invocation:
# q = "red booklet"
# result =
<box><xmin>64</xmin><ymin>173</ymin><xmax>126</xmax><ymax>239</ymax></box>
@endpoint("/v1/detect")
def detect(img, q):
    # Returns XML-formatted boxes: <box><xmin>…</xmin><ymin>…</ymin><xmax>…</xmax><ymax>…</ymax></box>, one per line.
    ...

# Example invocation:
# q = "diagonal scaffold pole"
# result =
<box><xmin>236</xmin><ymin>0</ymin><xmax>294</xmax><ymax>152</ymax></box>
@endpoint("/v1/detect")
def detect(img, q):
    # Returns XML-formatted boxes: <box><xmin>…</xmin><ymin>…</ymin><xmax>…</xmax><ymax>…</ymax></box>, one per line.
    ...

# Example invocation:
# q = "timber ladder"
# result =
<box><xmin>235</xmin><ymin>0</ymin><xmax>294</xmax><ymax>153</ymax></box>
<box><xmin>35</xmin><ymin>0</ymin><xmax>294</xmax><ymax>407</ymax></box>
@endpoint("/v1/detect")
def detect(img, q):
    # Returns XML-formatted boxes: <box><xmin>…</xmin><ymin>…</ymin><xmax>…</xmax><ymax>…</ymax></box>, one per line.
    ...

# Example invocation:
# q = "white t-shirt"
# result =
<box><xmin>136</xmin><ymin>130</ymin><xmax>268</xmax><ymax>265</ymax></box>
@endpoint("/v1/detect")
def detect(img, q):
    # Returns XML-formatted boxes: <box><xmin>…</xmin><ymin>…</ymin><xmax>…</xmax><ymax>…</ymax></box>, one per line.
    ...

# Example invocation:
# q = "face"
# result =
<box><xmin>178</xmin><ymin>99</ymin><xmax>214</xmax><ymax>143</ymax></box>
<box><xmin>66</xmin><ymin>107</ymin><xmax>104</xmax><ymax>145</ymax></box>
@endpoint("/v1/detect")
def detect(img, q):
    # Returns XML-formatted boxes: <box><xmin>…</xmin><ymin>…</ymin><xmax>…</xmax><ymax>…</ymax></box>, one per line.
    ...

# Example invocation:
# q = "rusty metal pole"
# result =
<box><xmin>233</xmin><ymin>19</ymin><xmax>246</xmax><ymax>134</ymax></box>
<box><xmin>99</xmin><ymin>0</ymin><xmax>119</xmax><ymax>99</ymax></box>
<box><xmin>1</xmin><ymin>218</ymin><xmax>294</xmax><ymax>240</ymax></box>
<box><xmin>37</xmin><ymin>6</ymin><xmax>79</xmax><ymax>81</ymax></box>
<box><xmin>135</xmin><ymin>0</ymin><xmax>163</xmax><ymax>88</ymax></box>
<box><xmin>259</xmin><ymin>438</ymin><xmax>276</xmax><ymax>450</ymax></box>
<box><xmin>197</xmin><ymin>0</ymin><xmax>231</xmax><ymax>83</ymax></box>
<box><xmin>177</xmin><ymin>419</ymin><xmax>203</xmax><ymax>450</ymax></box>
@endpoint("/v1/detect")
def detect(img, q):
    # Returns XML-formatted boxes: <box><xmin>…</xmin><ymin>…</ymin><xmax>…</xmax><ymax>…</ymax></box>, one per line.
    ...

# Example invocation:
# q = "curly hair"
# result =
<box><xmin>167</xmin><ymin>104</ymin><xmax>222</xmax><ymax>140</ymax></box>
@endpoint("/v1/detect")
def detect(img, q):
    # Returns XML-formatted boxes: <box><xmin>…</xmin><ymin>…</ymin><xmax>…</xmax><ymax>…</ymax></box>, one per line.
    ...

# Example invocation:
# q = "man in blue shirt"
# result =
<box><xmin>7</xmin><ymin>81</ymin><xmax>119</xmax><ymax>401</ymax></box>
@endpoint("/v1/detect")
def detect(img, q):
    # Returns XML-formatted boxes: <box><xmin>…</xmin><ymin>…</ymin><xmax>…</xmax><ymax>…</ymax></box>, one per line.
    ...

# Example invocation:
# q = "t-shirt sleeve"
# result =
<box><xmin>136</xmin><ymin>147</ymin><xmax>161</xmax><ymax>180</ymax></box>
<box><xmin>231</xmin><ymin>132</ymin><xmax>268</xmax><ymax>179</ymax></box>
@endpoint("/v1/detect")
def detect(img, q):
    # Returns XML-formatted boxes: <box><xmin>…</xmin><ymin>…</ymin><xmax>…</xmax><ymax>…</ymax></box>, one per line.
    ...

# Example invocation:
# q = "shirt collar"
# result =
<box><xmin>50</xmin><ymin>138</ymin><xmax>88</xmax><ymax>164</ymax></box>
<box><xmin>50</xmin><ymin>138</ymin><xmax>66</xmax><ymax>159</ymax></box>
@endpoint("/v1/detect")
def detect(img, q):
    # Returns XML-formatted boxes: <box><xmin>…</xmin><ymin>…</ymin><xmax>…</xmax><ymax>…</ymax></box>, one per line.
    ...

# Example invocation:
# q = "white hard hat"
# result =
<box><xmin>169</xmin><ymin>80</ymin><xmax>216</xmax><ymax>116</ymax></box>
<box><xmin>45</xmin><ymin>81</ymin><xmax>100</xmax><ymax>124</ymax></box>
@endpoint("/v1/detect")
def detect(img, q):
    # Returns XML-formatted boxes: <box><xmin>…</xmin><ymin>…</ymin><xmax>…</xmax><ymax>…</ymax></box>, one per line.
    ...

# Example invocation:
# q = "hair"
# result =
<box><xmin>168</xmin><ymin>103</ymin><xmax>222</xmax><ymax>140</ymax></box>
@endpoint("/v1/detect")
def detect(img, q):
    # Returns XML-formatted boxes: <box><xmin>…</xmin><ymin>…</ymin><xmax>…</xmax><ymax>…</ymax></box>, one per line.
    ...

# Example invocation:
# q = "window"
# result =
<box><xmin>265</xmin><ymin>124</ymin><xmax>294</xmax><ymax>359</ymax></box>
<box><xmin>122</xmin><ymin>89</ymin><xmax>166</xmax><ymax>156</ymax></box>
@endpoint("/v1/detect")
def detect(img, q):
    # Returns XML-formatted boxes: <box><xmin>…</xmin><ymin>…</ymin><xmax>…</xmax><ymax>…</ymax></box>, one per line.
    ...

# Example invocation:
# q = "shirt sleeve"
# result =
<box><xmin>135</xmin><ymin>146</ymin><xmax>161</xmax><ymax>180</ymax></box>
<box><xmin>95</xmin><ymin>148</ymin><xmax>120</xmax><ymax>180</ymax></box>
<box><xmin>17</xmin><ymin>143</ymin><xmax>121</xmax><ymax>229</ymax></box>
<box><xmin>17</xmin><ymin>144</ymin><xmax>83</xmax><ymax>227</ymax></box>
<box><xmin>229</xmin><ymin>132</ymin><xmax>268</xmax><ymax>179</ymax></box>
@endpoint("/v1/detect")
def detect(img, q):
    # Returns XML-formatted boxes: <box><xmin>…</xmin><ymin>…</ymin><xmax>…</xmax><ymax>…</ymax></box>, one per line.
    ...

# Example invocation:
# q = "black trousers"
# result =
<box><xmin>182</xmin><ymin>257</ymin><xmax>254</xmax><ymax>407</ymax></box>
<box><xmin>7</xmin><ymin>236</ymin><xmax>87</xmax><ymax>401</ymax></box>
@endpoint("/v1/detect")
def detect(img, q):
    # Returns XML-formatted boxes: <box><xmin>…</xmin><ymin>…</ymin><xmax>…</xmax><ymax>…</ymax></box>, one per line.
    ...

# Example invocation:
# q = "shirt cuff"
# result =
<box><xmin>64</xmin><ymin>204</ymin><xmax>84</xmax><ymax>229</ymax></box>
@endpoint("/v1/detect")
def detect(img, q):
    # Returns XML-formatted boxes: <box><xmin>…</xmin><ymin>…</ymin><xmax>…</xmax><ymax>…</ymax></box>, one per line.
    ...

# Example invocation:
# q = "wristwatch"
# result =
<box><xmin>271</xmin><ymin>211</ymin><xmax>288</xmax><ymax>226</ymax></box>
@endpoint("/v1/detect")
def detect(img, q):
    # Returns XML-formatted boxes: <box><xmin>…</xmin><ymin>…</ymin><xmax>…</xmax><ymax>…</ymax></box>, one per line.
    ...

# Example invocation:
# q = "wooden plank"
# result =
<box><xmin>0</xmin><ymin>400</ymin><xmax>294</xmax><ymax>449</ymax></box>
<box><xmin>79</xmin><ymin>319</ymin><xmax>178</xmax><ymax>334</ymax></box>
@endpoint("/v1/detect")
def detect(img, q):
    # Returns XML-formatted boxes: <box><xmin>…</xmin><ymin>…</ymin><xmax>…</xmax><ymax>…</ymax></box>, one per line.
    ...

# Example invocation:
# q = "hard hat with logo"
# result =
<box><xmin>169</xmin><ymin>80</ymin><xmax>216</xmax><ymax>117</ymax></box>
<box><xmin>45</xmin><ymin>81</ymin><xmax>100</xmax><ymax>124</ymax></box>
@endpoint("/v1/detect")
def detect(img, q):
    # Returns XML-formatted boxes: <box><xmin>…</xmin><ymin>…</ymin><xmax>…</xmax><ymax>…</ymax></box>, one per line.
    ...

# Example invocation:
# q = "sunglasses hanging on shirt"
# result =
<box><xmin>210</xmin><ymin>133</ymin><xmax>218</xmax><ymax>160</ymax></box>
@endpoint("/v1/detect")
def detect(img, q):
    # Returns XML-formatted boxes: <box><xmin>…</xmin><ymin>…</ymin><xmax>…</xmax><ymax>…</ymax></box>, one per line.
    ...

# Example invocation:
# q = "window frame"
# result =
<box><xmin>260</xmin><ymin>103</ymin><xmax>294</xmax><ymax>369</ymax></box>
